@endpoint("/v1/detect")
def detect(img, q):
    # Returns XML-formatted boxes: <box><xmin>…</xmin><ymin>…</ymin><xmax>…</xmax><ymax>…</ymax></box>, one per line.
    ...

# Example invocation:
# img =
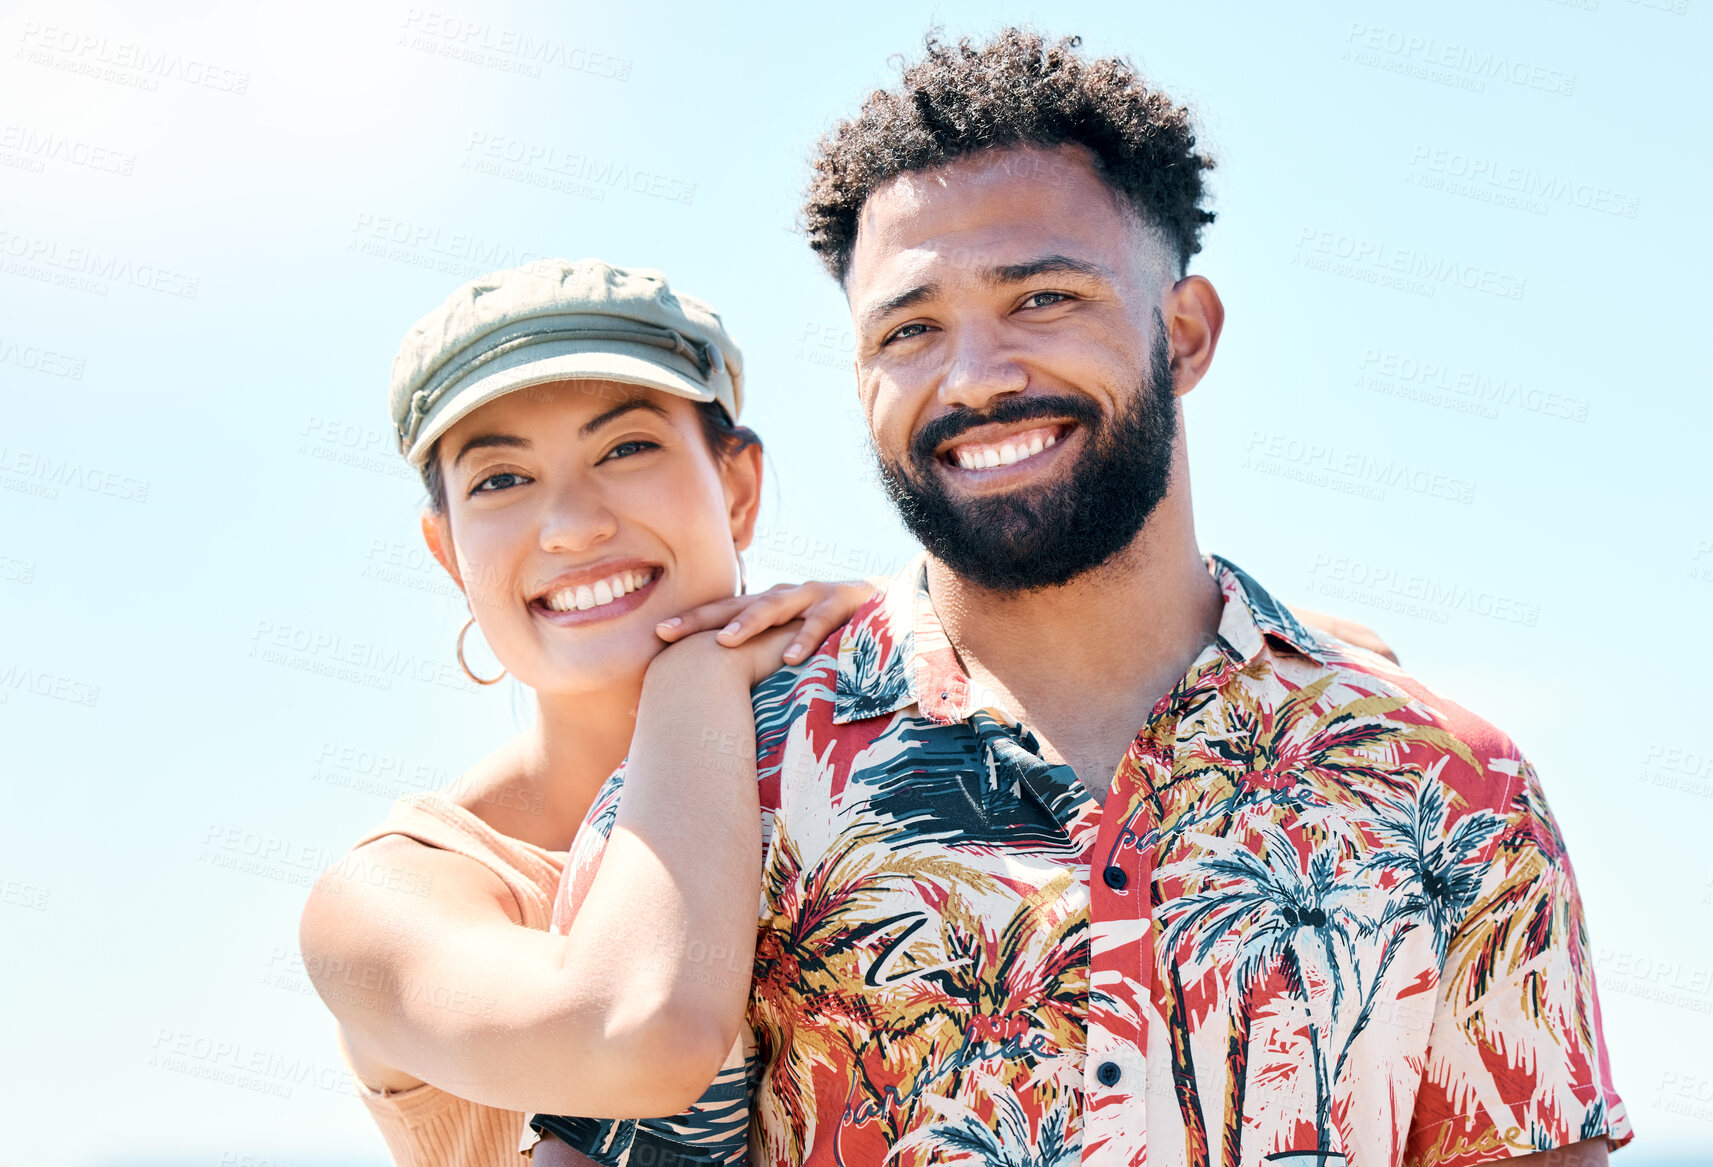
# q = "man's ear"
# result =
<box><xmin>1162</xmin><ymin>275</ymin><xmax>1225</xmax><ymax>398</ymax></box>
<box><xmin>420</xmin><ymin>510</ymin><xmax>465</xmax><ymax>593</ymax></box>
<box><xmin>724</xmin><ymin>442</ymin><xmax>765</xmax><ymax>552</ymax></box>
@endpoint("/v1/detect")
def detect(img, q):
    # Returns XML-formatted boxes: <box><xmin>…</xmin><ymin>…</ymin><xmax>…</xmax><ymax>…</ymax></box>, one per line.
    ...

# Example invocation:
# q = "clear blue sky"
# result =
<box><xmin>2</xmin><ymin>0</ymin><xmax>1709</xmax><ymax>1162</ymax></box>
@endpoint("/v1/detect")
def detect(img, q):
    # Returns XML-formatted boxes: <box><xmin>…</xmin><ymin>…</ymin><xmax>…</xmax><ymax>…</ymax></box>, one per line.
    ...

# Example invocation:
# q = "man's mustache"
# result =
<box><xmin>908</xmin><ymin>393</ymin><xmax>1103</xmax><ymax>465</ymax></box>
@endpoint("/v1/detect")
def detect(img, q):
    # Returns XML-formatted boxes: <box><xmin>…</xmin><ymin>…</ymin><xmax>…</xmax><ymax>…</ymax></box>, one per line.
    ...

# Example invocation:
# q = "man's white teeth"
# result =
<box><xmin>954</xmin><ymin>430</ymin><xmax>1056</xmax><ymax>470</ymax></box>
<box><xmin>542</xmin><ymin>568</ymin><xmax>653</xmax><ymax>612</ymax></box>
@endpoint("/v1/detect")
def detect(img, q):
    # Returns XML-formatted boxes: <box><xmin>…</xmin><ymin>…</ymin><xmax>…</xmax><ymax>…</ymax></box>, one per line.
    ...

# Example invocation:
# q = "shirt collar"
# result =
<box><xmin>832</xmin><ymin>551</ymin><xmax>1326</xmax><ymax>726</ymax></box>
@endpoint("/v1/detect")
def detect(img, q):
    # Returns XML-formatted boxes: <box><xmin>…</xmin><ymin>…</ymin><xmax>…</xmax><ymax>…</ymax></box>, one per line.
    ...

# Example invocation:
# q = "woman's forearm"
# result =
<box><xmin>551</xmin><ymin>633</ymin><xmax>762</xmax><ymax>1112</ymax></box>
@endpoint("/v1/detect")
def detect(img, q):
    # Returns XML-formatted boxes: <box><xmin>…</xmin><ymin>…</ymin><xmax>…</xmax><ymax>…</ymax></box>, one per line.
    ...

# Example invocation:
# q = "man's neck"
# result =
<box><xmin>924</xmin><ymin>502</ymin><xmax>1222</xmax><ymax>804</ymax></box>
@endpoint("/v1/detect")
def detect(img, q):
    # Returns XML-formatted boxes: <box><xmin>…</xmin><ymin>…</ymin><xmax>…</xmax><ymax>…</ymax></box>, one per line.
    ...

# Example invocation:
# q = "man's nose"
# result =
<box><xmin>538</xmin><ymin>481</ymin><xmax>618</xmax><ymax>553</ymax></box>
<box><xmin>937</xmin><ymin>321</ymin><xmax>1027</xmax><ymax>413</ymax></box>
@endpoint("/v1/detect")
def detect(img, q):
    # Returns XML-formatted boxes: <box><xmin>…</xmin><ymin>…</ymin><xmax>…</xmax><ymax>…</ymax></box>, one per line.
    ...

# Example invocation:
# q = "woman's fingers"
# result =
<box><xmin>660</xmin><ymin>580</ymin><xmax>877</xmax><ymax>658</ymax></box>
<box><xmin>782</xmin><ymin>584</ymin><xmax>875</xmax><ymax>663</ymax></box>
<box><xmin>655</xmin><ymin>586</ymin><xmax>791</xmax><ymax>642</ymax></box>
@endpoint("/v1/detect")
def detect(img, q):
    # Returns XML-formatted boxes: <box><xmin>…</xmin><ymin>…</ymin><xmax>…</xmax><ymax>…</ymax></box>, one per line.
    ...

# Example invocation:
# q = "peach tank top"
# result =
<box><xmin>342</xmin><ymin>792</ymin><xmax>567</xmax><ymax>1166</ymax></box>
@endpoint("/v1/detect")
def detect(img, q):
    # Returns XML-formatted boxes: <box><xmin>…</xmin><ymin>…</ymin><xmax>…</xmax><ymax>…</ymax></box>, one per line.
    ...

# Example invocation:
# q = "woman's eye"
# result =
<box><xmin>884</xmin><ymin>322</ymin><xmax>931</xmax><ymax>346</ymax></box>
<box><xmin>602</xmin><ymin>439</ymin><xmax>660</xmax><ymax>461</ymax></box>
<box><xmin>470</xmin><ymin>471</ymin><xmax>528</xmax><ymax>495</ymax></box>
<box><xmin>1021</xmin><ymin>291</ymin><xmax>1071</xmax><ymax>310</ymax></box>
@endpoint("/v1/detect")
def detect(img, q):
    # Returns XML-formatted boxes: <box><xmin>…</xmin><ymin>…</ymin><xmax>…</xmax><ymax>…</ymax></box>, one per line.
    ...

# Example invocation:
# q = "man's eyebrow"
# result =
<box><xmin>860</xmin><ymin>283</ymin><xmax>940</xmax><ymax>334</ymax></box>
<box><xmin>983</xmin><ymin>254</ymin><xmax>1113</xmax><ymax>285</ymax></box>
<box><xmin>452</xmin><ymin>433</ymin><xmax>530</xmax><ymax>468</ymax></box>
<box><xmin>579</xmin><ymin>396</ymin><xmax>669</xmax><ymax>438</ymax></box>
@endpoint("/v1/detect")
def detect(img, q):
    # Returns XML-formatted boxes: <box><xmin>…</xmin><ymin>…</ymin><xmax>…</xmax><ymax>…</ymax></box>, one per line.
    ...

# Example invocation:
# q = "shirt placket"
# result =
<box><xmin>1081</xmin><ymin>665</ymin><xmax>1228</xmax><ymax>1167</ymax></box>
<box><xmin>1081</xmin><ymin>748</ymin><xmax>1162</xmax><ymax>1167</ymax></box>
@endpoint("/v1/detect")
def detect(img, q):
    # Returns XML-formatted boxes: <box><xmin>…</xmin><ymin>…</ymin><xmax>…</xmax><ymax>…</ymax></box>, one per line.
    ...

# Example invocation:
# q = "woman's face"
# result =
<box><xmin>423</xmin><ymin>379</ymin><xmax>761</xmax><ymax>697</ymax></box>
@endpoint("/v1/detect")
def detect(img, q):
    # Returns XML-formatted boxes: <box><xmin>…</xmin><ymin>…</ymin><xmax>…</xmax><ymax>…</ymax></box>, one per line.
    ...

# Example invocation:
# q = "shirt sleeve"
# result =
<box><xmin>1403</xmin><ymin>758</ymin><xmax>1633</xmax><ymax>1165</ymax></box>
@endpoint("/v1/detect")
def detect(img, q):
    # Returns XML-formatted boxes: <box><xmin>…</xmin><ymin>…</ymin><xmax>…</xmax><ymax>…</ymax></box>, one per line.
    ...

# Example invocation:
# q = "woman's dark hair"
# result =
<box><xmin>419</xmin><ymin>397</ymin><xmax>761</xmax><ymax>514</ymax></box>
<box><xmin>802</xmin><ymin>27</ymin><xmax>1216</xmax><ymax>284</ymax></box>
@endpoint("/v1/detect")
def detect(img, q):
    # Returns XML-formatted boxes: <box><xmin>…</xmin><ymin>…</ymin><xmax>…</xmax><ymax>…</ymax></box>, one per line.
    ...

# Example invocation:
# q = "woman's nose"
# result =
<box><xmin>537</xmin><ymin>483</ymin><xmax>619</xmax><ymax>554</ymax></box>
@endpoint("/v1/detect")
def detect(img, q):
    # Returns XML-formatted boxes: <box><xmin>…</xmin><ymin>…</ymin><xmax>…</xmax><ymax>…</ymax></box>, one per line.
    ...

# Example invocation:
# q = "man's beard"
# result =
<box><xmin>874</xmin><ymin>325</ymin><xmax>1177</xmax><ymax>592</ymax></box>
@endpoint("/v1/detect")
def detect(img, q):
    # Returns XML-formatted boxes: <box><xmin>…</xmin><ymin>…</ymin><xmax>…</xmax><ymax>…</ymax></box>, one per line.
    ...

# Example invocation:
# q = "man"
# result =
<box><xmin>536</xmin><ymin>29</ymin><xmax>1630</xmax><ymax>1167</ymax></box>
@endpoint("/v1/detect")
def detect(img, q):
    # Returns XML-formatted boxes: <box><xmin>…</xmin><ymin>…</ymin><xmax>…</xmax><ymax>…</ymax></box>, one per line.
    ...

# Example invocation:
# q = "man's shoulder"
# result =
<box><xmin>1274</xmin><ymin>629</ymin><xmax>1530</xmax><ymax>816</ymax></box>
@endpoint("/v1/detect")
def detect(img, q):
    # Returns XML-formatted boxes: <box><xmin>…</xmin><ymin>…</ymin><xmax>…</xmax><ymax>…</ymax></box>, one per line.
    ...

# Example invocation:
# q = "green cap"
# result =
<box><xmin>389</xmin><ymin>257</ymin><xmax>743</xmax><ymax>466</ymax></box>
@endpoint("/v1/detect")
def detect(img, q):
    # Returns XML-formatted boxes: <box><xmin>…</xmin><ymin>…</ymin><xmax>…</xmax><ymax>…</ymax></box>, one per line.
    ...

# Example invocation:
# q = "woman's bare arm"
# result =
<box><xmin>299</xmin><ymin>627</ymin><xmax>786</xmax><ymax>1118</ymax></box>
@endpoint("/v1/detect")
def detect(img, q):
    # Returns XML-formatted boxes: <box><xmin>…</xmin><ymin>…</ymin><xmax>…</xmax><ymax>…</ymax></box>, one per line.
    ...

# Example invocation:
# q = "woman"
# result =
<box><xmin>299</xmin><ymin>257</ymin><xmax>876</xmax><ymax>1166</ymax></box>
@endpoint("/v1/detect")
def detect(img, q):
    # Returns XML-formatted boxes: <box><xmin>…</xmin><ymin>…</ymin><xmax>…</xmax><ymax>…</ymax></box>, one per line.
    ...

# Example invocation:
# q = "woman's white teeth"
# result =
<box><xmin>954</xmin><ymin>430</ymin><xmax>1057</xmax><ymax>470</ymax></box>
<box><xmin>542</xmin><ymin>569</ymin><xmax>653</xmax><ymax>612</ymax></box>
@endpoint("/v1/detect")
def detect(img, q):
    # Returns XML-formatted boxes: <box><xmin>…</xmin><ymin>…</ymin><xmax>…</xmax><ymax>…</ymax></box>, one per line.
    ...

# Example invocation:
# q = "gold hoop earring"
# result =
<box><xmin>736</xmin><ymin>549</ymin><xmax>748</xmax><ymax>596</ymax></box>
<box><xmin>456</xmin><ymin>616</ymin><xmax>506</xmax><ymax>685</ymax></box>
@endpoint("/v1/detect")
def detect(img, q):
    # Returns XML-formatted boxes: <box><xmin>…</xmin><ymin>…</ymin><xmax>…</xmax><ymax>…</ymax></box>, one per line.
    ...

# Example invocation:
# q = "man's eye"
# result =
<box><xmin>471</xmin><ymin>471</ymin><xmax>528</xmax><ymax>495</ymax></box>
<box><xmin>1021</xmin><ymin>291</ymin><xmax>1071</xmax><ymax>310</ymax></box>
<box><xmin>602</xmin><ymin>440</ymin><xmax>660</xmax><ymax>461</ymax></box>
<box><xmin>884</xmin><ymin>323</ymin><xmax>931</xmax><ymax>346</ymax></box>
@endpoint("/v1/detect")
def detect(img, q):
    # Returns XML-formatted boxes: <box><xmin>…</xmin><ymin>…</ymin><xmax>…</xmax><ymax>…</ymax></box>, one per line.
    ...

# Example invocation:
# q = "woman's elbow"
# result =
<box><xmin>533</xmin><ymin>1006</ymin><xmax>736</xmax><ymax>1118</ymax></box>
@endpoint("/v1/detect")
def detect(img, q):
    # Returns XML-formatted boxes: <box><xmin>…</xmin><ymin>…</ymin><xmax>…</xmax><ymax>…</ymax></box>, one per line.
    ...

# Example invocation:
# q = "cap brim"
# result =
<box><xmin>406</xmin><ymin>340</ymin><xmax>718</xmax><ymax>466</ymax></box>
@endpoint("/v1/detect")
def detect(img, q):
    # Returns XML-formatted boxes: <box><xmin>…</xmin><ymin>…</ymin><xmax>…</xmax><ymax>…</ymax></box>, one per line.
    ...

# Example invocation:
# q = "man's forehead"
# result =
<box><xmin>849</xmin><ymin>144</ymin><xmax>1157</xmax><ymax>294</ymax></box>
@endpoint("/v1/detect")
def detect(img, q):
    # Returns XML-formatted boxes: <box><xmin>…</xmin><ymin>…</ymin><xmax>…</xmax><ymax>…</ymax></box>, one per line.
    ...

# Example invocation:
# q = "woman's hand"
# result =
<box><xmin>654</xmin><ymin>622</ymin><xmax>809</xmax><ymax>690</ymax></box>
<box><xmin>655</xmin><ymin>579</ymin><xmax>883</xmax><ymax>666</ymax></box>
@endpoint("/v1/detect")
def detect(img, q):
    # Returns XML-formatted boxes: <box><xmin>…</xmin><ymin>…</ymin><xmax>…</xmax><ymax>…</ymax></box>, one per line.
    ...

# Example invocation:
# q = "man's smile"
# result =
<box><xmin>931</xmin><ymin>420</ymin><xmax>1081</xmax><ymax>491</ymax></box>
<box><xmin>942</xmin><ymin>422</ymin><xmax>1069</xmax><ymax>470</ymax></box>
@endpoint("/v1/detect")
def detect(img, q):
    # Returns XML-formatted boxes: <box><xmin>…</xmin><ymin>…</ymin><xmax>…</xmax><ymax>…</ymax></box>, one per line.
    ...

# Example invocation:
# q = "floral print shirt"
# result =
<box><xmin>531</xmin><ymin>553</ymin><xmax>1632</xmax><ymax>1167</ymax></box>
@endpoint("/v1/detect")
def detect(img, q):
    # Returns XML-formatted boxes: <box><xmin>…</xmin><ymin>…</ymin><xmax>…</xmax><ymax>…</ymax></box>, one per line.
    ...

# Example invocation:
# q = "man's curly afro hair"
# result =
<box><xmin>803</xmin><ymin>28</ymin><xmax>1216</xmax><ymax>285</ymax></box>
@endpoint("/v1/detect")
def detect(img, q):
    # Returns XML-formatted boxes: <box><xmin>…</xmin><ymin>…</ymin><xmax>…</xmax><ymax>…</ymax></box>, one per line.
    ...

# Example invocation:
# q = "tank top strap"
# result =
<box><xmin>353</xmin><ymin>792</ymin><xmax>566</xmax><ymax>931</ymax></box>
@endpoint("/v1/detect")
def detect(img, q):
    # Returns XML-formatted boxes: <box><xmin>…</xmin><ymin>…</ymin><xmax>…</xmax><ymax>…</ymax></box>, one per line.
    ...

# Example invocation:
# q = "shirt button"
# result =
<box><xmin>1102</xmin><ymin>865</ymin><xmax>1128</xmax><ymax>890</ymax></box>
<box><xmin>1096</xmin><ymin>1060</ymin><xmax>1122</xmax><ymax>1087</ymax></box>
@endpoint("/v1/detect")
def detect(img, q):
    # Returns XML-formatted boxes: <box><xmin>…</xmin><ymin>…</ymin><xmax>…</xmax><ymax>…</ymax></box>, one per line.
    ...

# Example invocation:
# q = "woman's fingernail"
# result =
<box><xmin>785</xmin><ymin>642</ymin><xmax>802</xmax><ymax>660</ymax></box>
<box><xmin>719</xmin><ymin>621</ymin><xmax>741</xmax><ymax>637</ymax></box>
<box><xmin>658</xmin><ymin>617</ymin><xmax>681</xmax><ymax>629</ymax></box>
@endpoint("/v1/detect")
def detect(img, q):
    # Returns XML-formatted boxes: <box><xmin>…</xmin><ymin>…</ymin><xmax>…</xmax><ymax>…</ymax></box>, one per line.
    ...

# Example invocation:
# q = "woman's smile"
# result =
<box><xmin>527</xmin><ymin>560</ymin><xmax>665</xmax><ymax>628</ymax></box>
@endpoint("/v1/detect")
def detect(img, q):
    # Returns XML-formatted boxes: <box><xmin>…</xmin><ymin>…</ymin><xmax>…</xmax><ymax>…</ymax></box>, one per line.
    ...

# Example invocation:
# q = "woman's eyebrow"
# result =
<box><xmin>579</xmin><ymin>398</ymin><xmax>670</xmax><ymax>438</ymax></box>
<box><xmin>452</xmin><ymin>433</ymin><xmax>531</xmax><ymax>468</ymax></box>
